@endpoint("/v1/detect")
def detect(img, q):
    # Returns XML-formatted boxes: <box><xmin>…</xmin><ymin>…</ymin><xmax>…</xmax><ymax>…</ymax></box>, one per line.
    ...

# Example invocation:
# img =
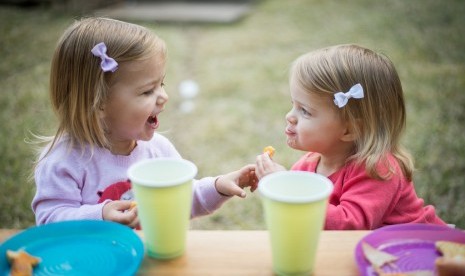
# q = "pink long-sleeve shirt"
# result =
<box><xmin>32</xmin><ymin>133</ymin><xmax>230</xmax><ymax>225</ymax></box>
<box><xmin>291</xmin><ymin>152</ymin><xmax>446</xmax><ymax>230</ymax></box>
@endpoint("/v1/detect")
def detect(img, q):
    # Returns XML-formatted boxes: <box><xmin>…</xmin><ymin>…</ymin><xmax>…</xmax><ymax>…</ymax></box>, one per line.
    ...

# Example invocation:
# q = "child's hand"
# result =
<box><xmin>255</xmin><ymin>152</ymin><xmax>286</xmax><ymax>179</ymax></box>
<box><xmin>215</xmin><ymin>164</ymin><xmax>258</xmax><ymax>198</ymax></box>
<box><xmin>102</xmin><ymin>200</ymin><xmax>140</xmax><ymax>228</ymax></box>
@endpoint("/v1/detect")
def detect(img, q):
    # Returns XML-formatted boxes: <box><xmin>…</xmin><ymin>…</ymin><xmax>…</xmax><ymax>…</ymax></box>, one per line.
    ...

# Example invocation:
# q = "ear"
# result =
<box><xmin>340</xmin><ymin>120</ymin><xmax>358</xmax><ymax>142</ymax></box>
<box><xmin>97</xmin><ymin>103</ymin><xmax>106</xmax><ymax>120</ymax></box>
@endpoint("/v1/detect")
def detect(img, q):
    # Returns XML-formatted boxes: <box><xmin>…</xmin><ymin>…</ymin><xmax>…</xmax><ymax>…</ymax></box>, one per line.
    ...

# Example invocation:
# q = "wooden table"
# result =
<box><xmin>0</xmin><ymin>229</ymin><xmax>369</xmax><ymax>275</ymax></box>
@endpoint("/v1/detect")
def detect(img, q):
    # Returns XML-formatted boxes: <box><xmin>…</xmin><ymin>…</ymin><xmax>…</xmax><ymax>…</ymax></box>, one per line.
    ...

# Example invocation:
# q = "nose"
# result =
<box><xmin>156</xmin><ymin>87</ymin><xmax>169</xmax><ymax>106</ymax></box>
<box><xmin>286</xmin><ymin>109</ymin><xmax>297</xmax><ymax>124</ymax></box>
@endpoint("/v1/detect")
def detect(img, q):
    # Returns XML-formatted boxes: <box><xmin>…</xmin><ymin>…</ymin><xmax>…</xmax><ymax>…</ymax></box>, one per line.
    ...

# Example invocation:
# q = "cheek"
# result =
<box><xmin>107</xmin><ymin>105</ymin><xmax>147</xmax><ymax>129</ymax></box>
<box><xmin>298</xmin><ymin>126</ymin><xmax>314</xmax><ymax>144</ymax></box>
<box><xmin>296</xmin><ymin>119</ymin><xmax>314</xmax><ymax>134</ymax></box>
<box><xmin>126</xmin><ymin>100</ymin><xmax>153</xmax><ymax>119</ymax></box>
<box><xmin>128</xmin><ymin>109</ymin><xmax>151</xmax><ymax>126</ymax></box>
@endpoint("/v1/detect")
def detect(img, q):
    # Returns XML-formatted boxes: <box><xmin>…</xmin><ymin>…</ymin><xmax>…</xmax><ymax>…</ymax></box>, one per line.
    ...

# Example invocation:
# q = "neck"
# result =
<box><xmin>316</xmin><ymin>155</ymin><xmax>347</xmax><ymax>177</ymax></box>
<box><xmin>108</xmin><ymin>140</ymin><xmax>137</xmax><ymax>155</ymax></box>
<box><xmin>316</xmin><ymin>144</ymin><xmax>354</xmax><ymax>177</ymax></box>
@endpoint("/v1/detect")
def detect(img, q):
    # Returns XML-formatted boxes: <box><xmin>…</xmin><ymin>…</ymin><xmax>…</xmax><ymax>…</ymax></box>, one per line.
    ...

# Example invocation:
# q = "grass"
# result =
<box><xmin>1</xmin><ymin>0</ymin><xmax>464</xmax><ymax>230</ymax></box>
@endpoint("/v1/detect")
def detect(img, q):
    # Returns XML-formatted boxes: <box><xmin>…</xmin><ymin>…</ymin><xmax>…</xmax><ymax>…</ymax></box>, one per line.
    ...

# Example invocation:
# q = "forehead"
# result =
<box><xmin>121</xmin><ymin>52</ymin><xmax>165</xmax><ymax>71</ymax></box>
<box><xmin>111</xmin><ymin>53</ymin><xmax>165</xmax><ymax>85</ymax></box>
<box><xmin>290</xmin><ymin>78</ymin><xmax>330</xmax><ymax>107</ymax></box>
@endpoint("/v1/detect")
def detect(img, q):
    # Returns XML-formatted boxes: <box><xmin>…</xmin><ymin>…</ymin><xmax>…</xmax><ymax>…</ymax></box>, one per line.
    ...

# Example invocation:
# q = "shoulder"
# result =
<box><xmin>38</xmin><ymin>137</ymin><xmax>83</xmax><ymax>165</ymax></box>
<box><xmin>35</xmin><ymin>138</ymin><xmax>89</xmax><ymax>177</ymax></box>
<box><xmin>292</xmin><ymin>152</ymin><xmax>320</xmax><ymax>171</ymax></box>
<box><xmin>344</xmin><ymin>153</ymin><xmax>405</xmax><ymax>183</ymax></box>
<box><xmin>378</xmin><ymin>153</ymin><xmax>406</xmax><ymax>180</ymax></box>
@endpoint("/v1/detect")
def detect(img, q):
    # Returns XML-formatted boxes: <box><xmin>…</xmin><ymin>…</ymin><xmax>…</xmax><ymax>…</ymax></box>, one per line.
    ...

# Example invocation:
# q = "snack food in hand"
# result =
<box><xmin>6</xmin><ymin>249</ymin><xmax>41</xmax><ymax>276</ymax></box>
<box><xmin>129</xmin><ymin>201</ymin><xmax>137</xmax><ymax>210</ymax></box>
<box><xmin>263</xmin><ymin>146</ymin><xmax>275</xmax><ymax>158</ymax></box>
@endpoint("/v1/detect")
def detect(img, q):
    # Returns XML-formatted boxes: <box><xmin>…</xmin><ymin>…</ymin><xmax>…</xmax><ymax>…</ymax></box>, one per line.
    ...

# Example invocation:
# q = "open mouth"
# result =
<box><xmin>147</xmin><ymin>115</ymin><xmax>158</xmax><ymax>128</ymax></box>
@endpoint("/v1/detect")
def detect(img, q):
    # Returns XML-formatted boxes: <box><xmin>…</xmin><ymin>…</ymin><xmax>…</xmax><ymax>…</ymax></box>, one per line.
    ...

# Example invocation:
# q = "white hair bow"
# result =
<box><xmin>333</xmin><ymin>83</ymin><xmax>364</xmax><ymax>108</ymax></box>
<box><xmin>91</xmin><ymin>42</ymin><xmax>118</xmax><ymax>73</ymax></box>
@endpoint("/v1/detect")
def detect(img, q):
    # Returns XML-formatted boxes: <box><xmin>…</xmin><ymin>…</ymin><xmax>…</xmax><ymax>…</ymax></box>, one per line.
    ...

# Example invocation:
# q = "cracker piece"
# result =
<box><xmin>6</xmin><ymin>249</ymin><xmax>41</xmax><ymax>276</ymax></box>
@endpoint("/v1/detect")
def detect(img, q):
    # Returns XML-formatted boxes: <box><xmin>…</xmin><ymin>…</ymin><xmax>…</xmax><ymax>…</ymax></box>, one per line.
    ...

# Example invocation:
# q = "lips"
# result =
<box><xmin>285</xmin><ymin>126</ymin><xmax>296</xmax><ymax>136</ymax></box>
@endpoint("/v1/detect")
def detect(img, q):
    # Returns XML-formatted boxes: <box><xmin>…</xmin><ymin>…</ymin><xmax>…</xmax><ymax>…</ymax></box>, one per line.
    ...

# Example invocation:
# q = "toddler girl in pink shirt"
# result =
<box><xmin>255</xmin><ymin>44</ymin><xmax>445</xmax><ymax>230</ymax></box>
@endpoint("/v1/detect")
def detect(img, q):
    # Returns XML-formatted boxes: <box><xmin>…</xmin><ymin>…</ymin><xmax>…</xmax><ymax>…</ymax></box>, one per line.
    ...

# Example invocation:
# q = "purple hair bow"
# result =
<box><xmin>333</xmin><ymin>83</ymin><xmax>364</xmax><ymax>108</ymax></box>
<box><xmin>91</xmin><ymin>42</ymin><xmax>118</xmax><ymax>73</ymax></box>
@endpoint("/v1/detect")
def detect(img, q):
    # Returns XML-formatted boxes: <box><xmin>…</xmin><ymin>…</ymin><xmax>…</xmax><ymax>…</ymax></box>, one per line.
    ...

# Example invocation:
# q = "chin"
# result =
<box><xmin>286</xmin><ymin>139</ymin><xmax>297</xmax><ymax>149</ymax></box>
<box><xmin>287</xmin><ymin>141</ymin><xmax>306</xmax><ymax>152</ymax></box>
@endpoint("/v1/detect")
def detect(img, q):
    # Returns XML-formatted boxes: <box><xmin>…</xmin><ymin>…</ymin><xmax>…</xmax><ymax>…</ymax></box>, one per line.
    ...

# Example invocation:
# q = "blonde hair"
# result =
<box><xmin>37</xmin><ymin>17</ymin><xmax>166</xmax><ymax>161</ymax></box>
<box><xmin>291</xmin><ymin>44</ymin><xmax>414</xmax><ymax>181</ymax></box>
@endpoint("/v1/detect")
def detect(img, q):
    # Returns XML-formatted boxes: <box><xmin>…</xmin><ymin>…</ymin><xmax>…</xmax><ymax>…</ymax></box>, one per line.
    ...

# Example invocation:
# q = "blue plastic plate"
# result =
<box><xmin>0</xmin><ymin>220</ymin><xmax>144</xmax><ymax>275</ymax></box>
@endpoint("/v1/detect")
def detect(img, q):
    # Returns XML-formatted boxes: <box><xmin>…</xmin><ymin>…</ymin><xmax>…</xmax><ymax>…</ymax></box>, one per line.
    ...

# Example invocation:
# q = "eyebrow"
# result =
<box><xmin>139</xmin><ymin>73</ymin><xmax>166</xmax><ymax>90</ymax></box>
<box><xmin>294</xmin><ymin>98</ymin><xmax>316</xmax><ymax>111</ymax></box>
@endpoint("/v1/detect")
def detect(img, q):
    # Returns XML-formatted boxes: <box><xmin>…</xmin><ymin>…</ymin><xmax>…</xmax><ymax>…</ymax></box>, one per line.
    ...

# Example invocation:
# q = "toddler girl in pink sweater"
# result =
<box><xmin>255</xmin><ymin>44</ymin><xmax>445</xmax><ymax>230</ymax></box>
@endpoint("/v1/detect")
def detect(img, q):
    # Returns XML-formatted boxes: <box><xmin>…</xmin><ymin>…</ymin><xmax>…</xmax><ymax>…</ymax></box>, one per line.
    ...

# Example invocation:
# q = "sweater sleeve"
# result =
<box><xmin>32</xmin><ymin>153</ymin><xmax>105</xmax><ymax>225</ymax></box>
<box><xmin>190</xmin><ymin>177</ymin><xmax>230</xmax><ymax>218</ymax></box>
<box><xmin>324</xmin><ymin>167</ymin><xmax>401</xmax><ymax>230</ymax></box>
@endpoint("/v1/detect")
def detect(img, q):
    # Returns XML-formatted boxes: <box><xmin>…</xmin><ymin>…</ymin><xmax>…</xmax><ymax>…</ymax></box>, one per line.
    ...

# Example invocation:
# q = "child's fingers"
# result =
<box><xmin>236</xmin><ymin>189</ymin><xmax>247</xmax><ymax>198</ymax></box>
<box><xmin>129</xmin><ymin>201</ymin><xmax>137</xmax><ymax>210</ymax></box>
<box><xmin>104</xmin><ymin>200</ymin><xmax>131</xmax><ymax>212</ymax></box>
<box><xmin>127</xmin><ymin>215</ymin><xmax>140</xmax><ymax>229</ymax></box>
<box><xmin>228</xmin><ymin>185</ymin><xmax>247</xmax><ymax>198</ymax></box>
<box><xmin>239</xmin><ymin>164</ymin><xmax>256</xmax><ymax>176</ymax></box>
<box><xmin>256</xmin><ymin>154</ymin><xmax>271</xmax><ymax>171</ymax></box>
<box><xmin>111</xmin><ymin>200</ymin><xmax>138</xmax><ymax>214</ymax></box>
<box><xmin>250</xmin><ymin>181</ymin><xmax>258</xmax><ymax>192</ymax></box>
<box><xmin>247</xmin><ymin>171</ymin><xmax>258</xmax><ymax>192</ymax></box>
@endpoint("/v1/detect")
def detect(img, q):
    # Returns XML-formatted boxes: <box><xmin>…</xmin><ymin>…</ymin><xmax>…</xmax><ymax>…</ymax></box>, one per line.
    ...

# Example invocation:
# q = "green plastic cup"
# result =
<box><xmin>259</xmin><ymin>171</ymin><xmax>333</xmax><ymax>275</ymax></box>
<box><xmin>127</xmin><ymin>158</ymin><xmax>197</xmax><ymax>259</ymax></box>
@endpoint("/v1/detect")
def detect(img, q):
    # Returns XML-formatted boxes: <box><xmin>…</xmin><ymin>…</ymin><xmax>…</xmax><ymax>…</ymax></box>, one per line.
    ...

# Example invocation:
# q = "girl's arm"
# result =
<box><xmin>32</xmin><ymin>160</ymin><xmax>106</xmax><ymax>225</ymax></box>
<box><xmin>190</xmin><ymin>164</ymin><xmax>257</xmax><ymax>218</ymax></box>
<box><xmin>324</xmin><ymin>167</ymin><xmax>401</xmax><ymax>230</ymax></box>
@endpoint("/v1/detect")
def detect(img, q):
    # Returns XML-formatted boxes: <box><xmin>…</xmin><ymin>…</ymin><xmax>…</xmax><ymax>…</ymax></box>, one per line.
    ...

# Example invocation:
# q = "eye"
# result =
<box><xmin>300</xmin><ymin>107</ymin><xmax>311</xmax><ymax>116</ymax></box>
<box><xmin>161</xmin><ymin>82</ymin><xmax>166</xmax><ymax>87</ymax></box>
<box><xmin>142</xmin><ymin>89</ymin><xmax>155</xmax><ymax>96</ymax></box>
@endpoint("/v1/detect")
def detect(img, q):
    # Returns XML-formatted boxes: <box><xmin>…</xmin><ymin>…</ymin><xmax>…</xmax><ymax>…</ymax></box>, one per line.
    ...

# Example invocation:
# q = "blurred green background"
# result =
<box><xmin>1</xmin><ymin>0</ymin><xmax>464</xmax><ymax>230</ymax></box>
